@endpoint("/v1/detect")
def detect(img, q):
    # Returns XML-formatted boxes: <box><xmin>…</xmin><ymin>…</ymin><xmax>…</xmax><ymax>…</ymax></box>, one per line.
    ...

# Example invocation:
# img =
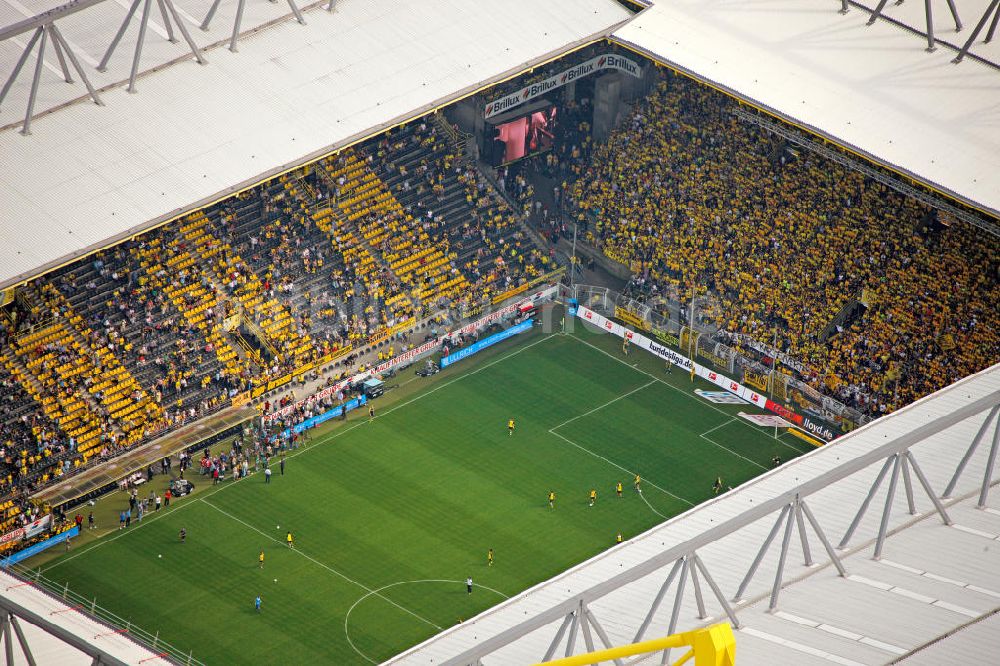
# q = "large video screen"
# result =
<box><xmin>489</xmin><ymin>105</ymin><xmax>558</xmax><ymax>166</ymax></box>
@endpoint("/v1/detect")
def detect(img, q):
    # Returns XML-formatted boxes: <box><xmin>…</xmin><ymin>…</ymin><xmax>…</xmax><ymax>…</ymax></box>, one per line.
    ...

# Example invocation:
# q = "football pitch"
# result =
<box><xmin>32</xmin><ymin>322</ymin><xmax>814</xmax><ymax>664</ymax></box>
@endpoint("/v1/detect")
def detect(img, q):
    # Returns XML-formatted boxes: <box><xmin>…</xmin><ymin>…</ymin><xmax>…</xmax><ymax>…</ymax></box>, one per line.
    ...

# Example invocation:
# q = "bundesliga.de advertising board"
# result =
<box><xmin>572</xmin><ymin>305</ymin><xmax>834</xmax><ymax>442</ymax></box>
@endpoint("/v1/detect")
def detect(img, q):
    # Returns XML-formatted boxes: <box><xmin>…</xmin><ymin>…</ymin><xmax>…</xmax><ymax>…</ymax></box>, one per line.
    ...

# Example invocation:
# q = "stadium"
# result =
<box><xmin>0</xmin><ymin>0</ymin><xmax>998</xmax><ymax>663</ymax></box>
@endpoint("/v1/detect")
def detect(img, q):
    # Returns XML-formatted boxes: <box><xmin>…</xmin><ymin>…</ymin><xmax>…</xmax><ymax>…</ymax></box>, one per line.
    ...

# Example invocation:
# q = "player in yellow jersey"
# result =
<box><xmin>286</xmin><ymin>531</ymin><xmax>294</xmax><ymax>549</ymax></box>
<box><xmin>616</xmin><ymin>532</ymin><xmax>623</xmax><ymax>544</ymax></box>
<box><xmin>589</xmin><ymin>489</ymin><xmax>597</xmax><ymax>507</ymax></box>
<box><xmin>508</xmin><ymin>419</ymin><xmax>515</xmax><ymax>436</ymax></box>
<box><xmin>487</xmin><ymin>548</ymin><xmax>494</xmax><ymax>567</ymax></box>
<box><xmin>548</xmin><ymin>490</ymin><xmax>556</xmax><ymax>509</ymax></box>
<box><xmin>616</xmin><ymin>481</ymin><xmax>623</xmax><ymax>498</ymax></box>
<box><xmin>634</xmin><ymin>474</ymin><xmax>641</xmax><ymax>493</ymax></box>
<box><xmin>259</xmin><ymin>550</ymin><xmax>265</xmax><ymax>569</ymax></box>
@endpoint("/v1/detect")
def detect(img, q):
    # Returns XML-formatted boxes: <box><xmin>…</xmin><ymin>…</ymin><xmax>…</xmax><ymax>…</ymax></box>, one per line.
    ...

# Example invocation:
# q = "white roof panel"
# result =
<box><xmin>611</xmin><ymin>0</ymin><xmax>1000</xmax><ymax>220</ymax></box>
<box><xmin>0</xmin><ymin>0</ymin><xmax>633</xmax><ymax>288</ymax></box>
<box><xmin>0</xmin><ymin>566</ymin><xmax>169</xmax><ymax>665</ymax></box>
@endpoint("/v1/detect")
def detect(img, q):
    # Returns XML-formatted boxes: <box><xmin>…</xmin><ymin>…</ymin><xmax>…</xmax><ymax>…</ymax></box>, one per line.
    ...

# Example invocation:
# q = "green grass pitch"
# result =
<box><xmin>31</xmin><ymin>321</ymin><xmax>813</xmax><ymax>664</ymax></box>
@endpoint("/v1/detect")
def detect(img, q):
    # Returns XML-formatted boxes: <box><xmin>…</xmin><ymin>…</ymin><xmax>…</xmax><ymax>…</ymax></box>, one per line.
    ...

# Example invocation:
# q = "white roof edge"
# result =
<box><xmin>608</xmin><ymin>34</ymin><xmax>1000</xmax><ymax>222</ymax></box>
<box><xmin>0</xmin><ymin>566</ymin><xmax>170</xmax><ymax>664</ymax></box>
<box><xmin>609</xmin><ymin>0</ymin><xmax>1000</xmax><ymax>223</ymax></box>
<box><xmin>0</xmin><ymin>0</ymin><xmax>636</xmax><ymax>290</ymax></box>
<box><xmin>0</xmin><ymin>32</ymin><xmax>601</xmax><ymax>291</ymax></box>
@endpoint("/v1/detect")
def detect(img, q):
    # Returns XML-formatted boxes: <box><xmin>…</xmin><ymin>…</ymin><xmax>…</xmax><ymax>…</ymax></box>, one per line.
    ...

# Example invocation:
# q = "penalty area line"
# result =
<box><xmin>550</xmin><ymin>380</ymin><xmax>656</xmax><ymax>432</ymax></box>
<box><xmin>569</xmin><ymin>334</ymin><xmax>807</xmax><ymax>457</ymax></box>
<box><xmin>547</xmin><ymin>428</ymin><xmax>695</xmax><ymax>508</ymax></box>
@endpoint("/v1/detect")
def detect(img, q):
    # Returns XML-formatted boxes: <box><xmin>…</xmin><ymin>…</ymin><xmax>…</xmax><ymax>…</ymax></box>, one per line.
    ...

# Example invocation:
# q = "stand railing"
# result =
<box><xmin>7</xmin><ymin>563</ymin><xmax>203</xmax><ymax>665</ymax></box>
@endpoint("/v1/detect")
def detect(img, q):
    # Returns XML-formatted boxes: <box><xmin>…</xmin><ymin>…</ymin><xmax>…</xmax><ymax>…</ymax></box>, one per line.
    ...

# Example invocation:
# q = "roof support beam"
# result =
<box><xmin>660</xmin><ymin>556</ymin><xmax>688</xmax><ymax>665</ymax></box>
<box><xmin>734</xmin><ymin>504</ymin><xmax>790</xmax><ymax>602</ymax></box>
<box><xmin>943</xmin><ymin>405</ymin><xmax>1000</xmax><ymax>497</ymax></box>
<box><xmin>1</xmin><ymin>613</ymin><xmax>12</xmax><ymax>666</ymax></box>
<box><xmin>860</xmin><ymin>0</ymin><xmax>962</xmax><ymax>54</ymax></box>
<box><xmin>953</xmin><ymin>0</ymin><xmax>1000</xmax><ymax>62</ymax></box>
<box><xmin>8</xmin><ymin>615</ymin><xmax>36</xmax><ymax>666</ymax></box>
<box><xmin>200</xmin><ymin>0</ymin><xmax>305</xmax><ymax>53</ymax></box>
<box><xmin>563</xmin><ymin>606</ymin><xmax>580</xmax><ymax>658</ymax></box>
<box><xmin>577</xmin><ymin>601</ymin><xmax>595</xmax><ymax>654</ymax></box>
<box><xmin>155</xmin><ymin>0</ymin><xmax>177</xmax><ymax>43</ymax></box>
<box><xmin>924</xmin><ymin>0</ymin><xmax>936</xmax><ymax>51</ymax></box>
<box><xmin>799</xmin><ymin>500</ymin><xmax>847</xmax><ymax>577</ymax></box>
<box><xmin>0</xmin><ymin>0</ymin><xmax>108</xmax><ymax>42</ymax></box>
<box><xmin>0</xmin><ymin>596</ymin><xmax>128</xmax><ymax>666</ymax></box>
<box><xmin>873</xmin><ymin>454</ymin><xmax>903</xmax><ymax>560</ymax></box>
<box><xmin>583</xmin><ymin>609</ymin><xmax>624</xmax><ymax>666</ymax></box>
<box><xmin>976</xmin><ymin>414</ymin><xmax>1000</xmax><ymax>508</ymax></box>
<box><xmin>905</xmin><ymin>451</ymin><xmax>951</xmax><ymax>524</ymax></box>
<box><xmin>838</xmin><ymin>450</ymin><xmax>953</xmax><ymax>559</ymax></box>
<box><xmin>688</xmin><ymin>555</ymin><xmax>707</xmax><ymax>620</ymax></box>
<box><xmin>127</xmin><ymin>0</ymin><xmax>153</xmax><ymax>94</ymax></box>
<box><xmin>634</xmin><ymin>558</ymin><xmax>684</xmax><ymax>643</ymax></box>
<box><xmin>542</xmin><ymin>613</ymin><xmax>575</xmax><ymax>663</ymax></box>
<box><xmin>767</xmin><ymin>500</ymin><xmax>797</xmax><ymax>610</ymax></box>
<box><xmin>989</xmin><ymin>3</ymin><xmax>1000</xmax><ymax>42</ymax></box>
<box><xmin>900</xmin><ymin>452</ymin><xmax>917</xmax><ymax>515</ymax></box>
<box><xmin>794</xmin><ymin>498</ymin><xmax>813</xmax><ymax>567</ymax></box>
<box><xmin>0</xmin><ymin>20</ymin><xmax>102</xmax><ymax>135</ymax></box>
<box><xmin>20</xmin><ymin>25</ymin><xmax>48</xmax><ymax>136</ymax></box>
<box><xmin>50</xmin><ymin>29</ymin><xmax>73</xmax><ymax>83</ymax></box>
<box><xmin>692</xmin><ymin>554</ymin><xmax>741</xmax><ymax>630</ymax></box>
<box><xmin>98</xmin><ymin>0</ymin><xmax>205</xmax><ymax>91</ymax></box>
<box><xmin>0</xmin><ymin>27</ymin><xmax>42</xmax><ymax>111</ymax></box>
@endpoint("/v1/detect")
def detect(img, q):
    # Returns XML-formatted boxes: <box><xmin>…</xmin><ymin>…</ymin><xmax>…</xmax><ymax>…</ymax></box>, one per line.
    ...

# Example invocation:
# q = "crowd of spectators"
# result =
<box><xmin>350</xmin><ymin>119</ymin><xmax>556</xmax><ymax>313</ymax></box>
<box><xmin>0</xmin><ymin>111</ymin><xmax>557</xmax><ymax>503</ymax></box>
<box><xmin>0</xmin><ymin>369</ymin><xmax>65</xmax><ymax>495</ymax></box>
<box><xmin>565</xmin><ymin>70</ymin><xmax>1000</xmax><ymax>414</ymax></box>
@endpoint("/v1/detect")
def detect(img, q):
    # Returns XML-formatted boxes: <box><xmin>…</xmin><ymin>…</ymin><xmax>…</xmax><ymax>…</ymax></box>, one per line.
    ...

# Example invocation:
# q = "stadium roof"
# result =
<box><xmin>611</xmin><ymin>0</ymin><xmax>1000</xmax><ymax>223</ymax></box>
<box><xmin>0</xmin><ymin>0</ymin><xmax>633</xmax><ymax>290</ymax></box>
<box><xmin>390</xmin><ymin>361</ymin><xmax>1000</xmax><ymax>664</ymax></box>
<box><xmin>0</xmin><ymin>565</ymin><xmax>171</xmax><ymax>665</ymax></box>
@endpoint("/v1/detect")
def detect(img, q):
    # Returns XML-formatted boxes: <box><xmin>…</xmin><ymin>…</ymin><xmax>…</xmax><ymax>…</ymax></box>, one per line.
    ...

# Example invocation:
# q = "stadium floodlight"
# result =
<box><xmin>200</xmin><ymin>0</ymin><xmax>306</xmax><ymax>53</ymax></box>
<box><xmin>0</xmin><ymin>0</ymin><xmax>106</xmax><ymax>135</ymax></box>
<box><xmin>98</xmin><ymin>0</ymin><xmax>206</xmax><ymax>93</ymax></box>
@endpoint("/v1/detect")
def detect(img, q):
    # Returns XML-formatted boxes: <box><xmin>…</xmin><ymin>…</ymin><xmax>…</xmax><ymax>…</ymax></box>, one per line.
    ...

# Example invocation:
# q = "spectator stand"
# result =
<box><xmin>49</xmin><ymin>241</ymin><xmax>222</xmax><ymax>428</ymax></box>
<box><xmin>566</xmin><ymin>70</ymin><xmax>999</xmax><ymax>416</ymax></box>
<box><xmin>364</xmin><ymin>119</ymin><xmax>557</xmax><ymax>315</ymax></box>
<box><xmin>0</xmin><ymin>112</ymin><xmax>561</xmax><ymax>511</ymax></box>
